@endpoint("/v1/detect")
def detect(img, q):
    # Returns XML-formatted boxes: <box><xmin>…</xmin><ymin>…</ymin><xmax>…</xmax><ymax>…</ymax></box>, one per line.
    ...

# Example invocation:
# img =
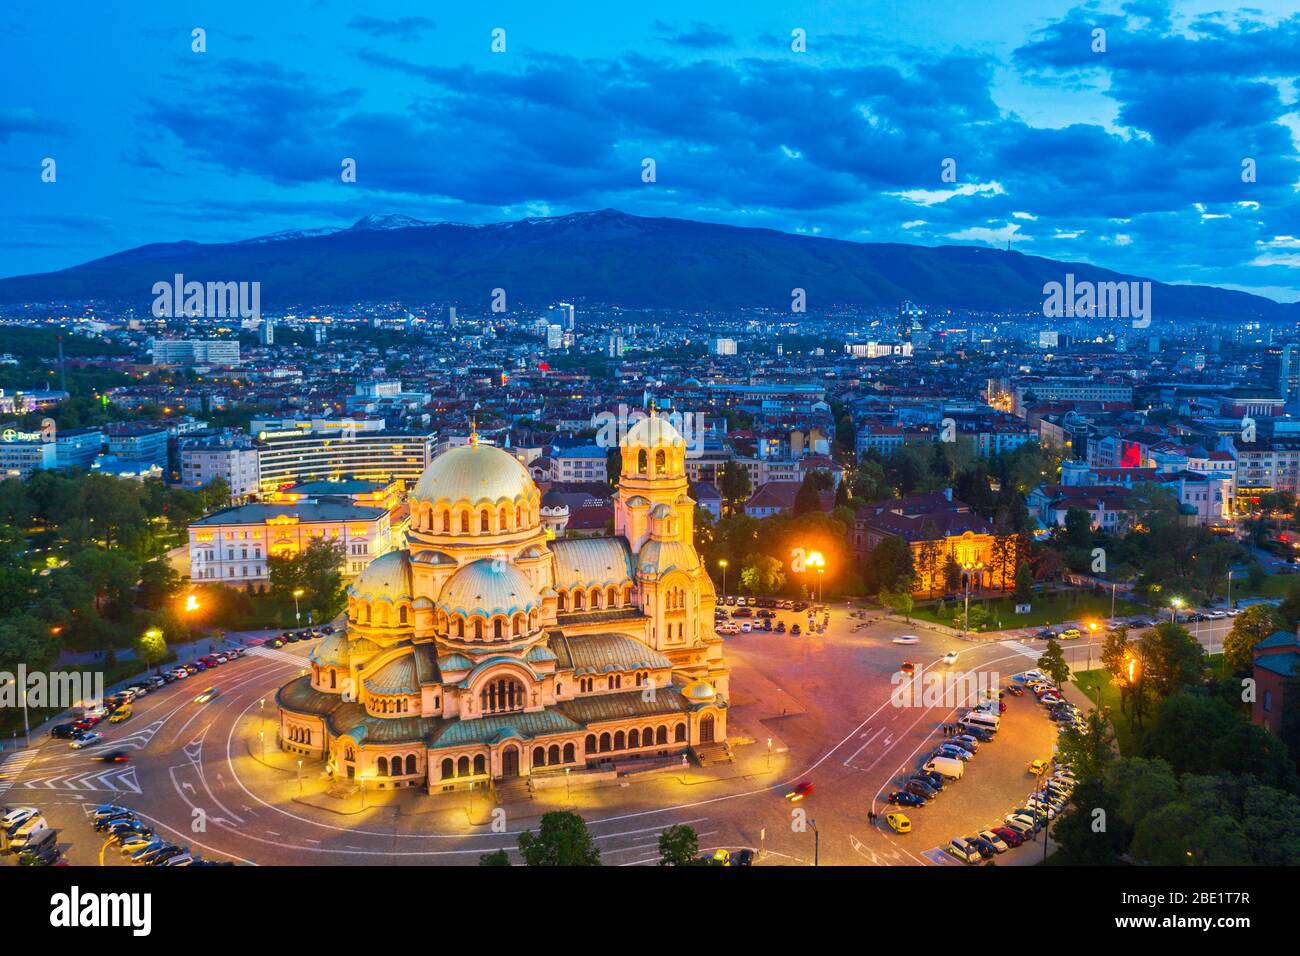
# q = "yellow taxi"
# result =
<box><xmin>711</xmin><ymin>849</ymin><xmax>731</xmax><ymax>865</ymax></box>
<box><xmin>108</xmin><ymin>706</ymin><xmax>132</xmax><ymax>723</ymax></box>
<box><xmin>1060</xmin><ymin>627</ymin><xmax>1081</xmax><ymax>640</ymax></box>
<box><xmin>1028</xmin><ymin>759</ymin><xmax>1050</xmax><ymax>775</ymax></box>
<box><xmin>885</xmin><ymin>812</ymin><xmax>911</xmax><ymax>834</ymax></box>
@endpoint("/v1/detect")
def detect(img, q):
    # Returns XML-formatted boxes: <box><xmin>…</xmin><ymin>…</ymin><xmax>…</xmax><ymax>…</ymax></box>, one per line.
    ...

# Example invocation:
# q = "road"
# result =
<box><xmin>0</xmin><ymin>607</ymin><xmax>1235</xmax><ymax>867</ymax></box>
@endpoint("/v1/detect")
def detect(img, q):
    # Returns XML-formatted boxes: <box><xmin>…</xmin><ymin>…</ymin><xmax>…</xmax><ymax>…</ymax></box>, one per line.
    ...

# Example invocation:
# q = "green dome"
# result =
<box><xmin>437</xmin><ymin>558</ymin><xmax>542</xmax><ymax>619</ymax></box>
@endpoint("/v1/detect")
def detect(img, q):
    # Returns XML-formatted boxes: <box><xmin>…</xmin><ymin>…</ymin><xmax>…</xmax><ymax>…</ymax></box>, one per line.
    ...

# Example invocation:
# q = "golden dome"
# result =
<box><xmin>437</xmin><ymin>558</ymin><xmax>542</xmax><ymax>619</ymax></box>
<box><xmin>412</xmin><ymin>443</ymin><xmax>536</xmax><ymax>505</ymax></box>
<box><xmin>348</xmin><ymin>549</ymin><xmax>412</xmax><ymax>603</ymax></box>
<box><xmin>681</xmin><ymin>680</ymin><xmax>717</xmax><ymax>702</ymax></box>
<box><xmin>624</xmin><ymin>413</ymin><xmax>685</xmax><ymax>449</ymax></box>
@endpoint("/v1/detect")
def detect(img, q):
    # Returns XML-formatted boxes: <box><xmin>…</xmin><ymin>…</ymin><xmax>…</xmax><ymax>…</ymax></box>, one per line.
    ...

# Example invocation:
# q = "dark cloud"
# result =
<box><xmin>652</xmin><ymin>21</ymin><xmax>734</xmax><ymax>49</ymax></box>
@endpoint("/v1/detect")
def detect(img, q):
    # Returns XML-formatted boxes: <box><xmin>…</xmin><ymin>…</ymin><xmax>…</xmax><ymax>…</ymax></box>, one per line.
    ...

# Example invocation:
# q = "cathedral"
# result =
<box><xmin>276</xmin><ymin>411</ymin><xmax>729</xmax><ymax>790</ymax></box>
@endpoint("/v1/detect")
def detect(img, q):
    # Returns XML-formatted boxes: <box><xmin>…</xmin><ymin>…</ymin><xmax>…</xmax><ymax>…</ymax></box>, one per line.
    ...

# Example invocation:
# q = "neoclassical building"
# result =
<box><xmin>276</xmin><ymin>412</ymin><xmax>729</xmax><ymax>791</ymax></box>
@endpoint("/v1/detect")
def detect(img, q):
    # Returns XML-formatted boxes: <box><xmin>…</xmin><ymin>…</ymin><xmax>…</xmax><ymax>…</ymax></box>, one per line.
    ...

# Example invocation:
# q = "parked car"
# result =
<box><xmin>50</xmin><ymin>723</ymin><xmax>80</xmax><ymax>740</ymax></box>
<box><xmin>887</xmin><ymin>790</ymin><xmax>925</xmax><ymax>807</ymax></box>
<box><xmin>991</xmin><ymin>826</ymin><xmax>1024</xmax><ymax>848</ymax></box>
<box><xmin>885</xmin><ymin>812</ymin><xmax>911</xmax><ymax>834</ymax></box>
<box><xmin>978</xmin><ymin>829</ymin><xmax>1009</xmax><ymax>853</ymax></box>
<box><xmin>946</xmin><ymin>839</ymin><xmax>982</xmax><ymax>864</ymax></box>
<box><xmin>905</xmin><ymin>778</ymin><xmax>938</xmax><ymax>800</ymax></box>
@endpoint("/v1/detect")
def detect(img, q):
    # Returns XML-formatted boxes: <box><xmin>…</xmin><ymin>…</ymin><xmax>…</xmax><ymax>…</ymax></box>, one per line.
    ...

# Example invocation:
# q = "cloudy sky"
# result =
<box><xmin>3</xmin><ymin>0</ymin><xmax>1299</xmax><ymax>299</ymax></box>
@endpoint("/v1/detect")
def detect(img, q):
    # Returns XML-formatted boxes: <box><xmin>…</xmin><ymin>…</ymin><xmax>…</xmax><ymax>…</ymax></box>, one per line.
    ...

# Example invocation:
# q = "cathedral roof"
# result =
<box><xmin>551</xmin><ymin>536</ymin><xmax>634</xmax><ymax>590</ymax></box>
<box><xmin>437</xmin><ymin>558</ymin><xmax>542</xmax><ymax>619</ymax></box>
<box><xmin>636</xmin><ymin>538</ymin><xmax>699</xmax><ymax>576</ymax></box>
<box><xmin>624</xmin><ymin>414</ymin><xmax>685</xmax><ymax>448</ymax></box>
<box><xmin>558</xmin><ymin>684</ymin><xmax>691</xmax><ymax>724</ymax></box>
<box><xmin>362</xmin><ymin>655</ymin><xmax>419</xmax><ymax>695</ymax></box>
<box><xmin>428</xmin><ymin>708</ymin><xmax>584</xmax><ymax>748</ymax></box>
<box><xmin>309</xmin><ymin>632</ymin><xmax>350</xmax><ymax>668</ymax></box>
<box><xmin>412</xmin><ymin>443</ymin><xmax>536</xmax><ymax>505</ymax></box>
<box><xmin>348</xmin><ymin>548</ymin><xmax>412</xmax><ymax>603</ymax></box>
<box><xmin>547</xmin><ymin>632</ymin><xmax>671</xmax><ymax>675</ymax></box>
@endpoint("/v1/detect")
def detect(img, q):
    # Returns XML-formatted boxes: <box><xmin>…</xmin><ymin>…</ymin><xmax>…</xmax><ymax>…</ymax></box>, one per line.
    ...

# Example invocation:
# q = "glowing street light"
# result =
<box><xmin>718</xmin><ymin>559</ymin><xmax>728</xmax><ymax>602</ymax></box>
<box><xmin>184</xmin><ymin>593</ymin><xmax>200</xmax><ymax>614</ymax></box>
<box><xmin>805</xmin><ymin>550</ymin><xmax>826</xmax><ymax>603</ymax></box>
<box><xmin>1170</xmin><ymin>596</ymin><xmax>1184</xmax><ymax>624</ymax></box>
<box><xmin>292</xmin><ymin>588</ymin><xmax>305</xmax><ymax>625</ymax></box>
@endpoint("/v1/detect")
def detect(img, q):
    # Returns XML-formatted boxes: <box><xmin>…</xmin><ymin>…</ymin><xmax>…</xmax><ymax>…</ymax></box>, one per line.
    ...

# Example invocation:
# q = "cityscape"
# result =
<box><xmin>0</xmin><ymin>0</ymin><xmax>1295</xmax><ymax>926</ymax></box>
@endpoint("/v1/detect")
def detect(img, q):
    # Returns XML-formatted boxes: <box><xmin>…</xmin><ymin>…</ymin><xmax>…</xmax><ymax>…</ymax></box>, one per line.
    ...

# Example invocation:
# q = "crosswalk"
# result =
<box><xmin>0</xmin><ymin>748</ymin><xmax>39</xmax><ymax>796</ymax></box>
<box><xmin>11</xmin><ymin>765</ymin><xmax>141</xmax><ymax>794</ymax></box>
<box><xmin>248</xmin><ymin>646</ymin><xmax>310</xmax><ymax>667</ymax></box>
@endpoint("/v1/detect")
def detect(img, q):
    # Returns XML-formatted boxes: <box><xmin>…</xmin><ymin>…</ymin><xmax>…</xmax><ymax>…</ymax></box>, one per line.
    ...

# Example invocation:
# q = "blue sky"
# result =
<box><xmin>3</xmin><ymin>0</ymin><xmax>1299</xmax><ymax>299</ymax></box>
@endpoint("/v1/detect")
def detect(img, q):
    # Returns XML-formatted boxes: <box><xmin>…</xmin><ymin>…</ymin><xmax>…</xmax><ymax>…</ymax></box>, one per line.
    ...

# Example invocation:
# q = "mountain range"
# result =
<box><xmin>0</xmin><ymin>209</ymin><xmax>1292</xmax><ymax>320</ymax></box>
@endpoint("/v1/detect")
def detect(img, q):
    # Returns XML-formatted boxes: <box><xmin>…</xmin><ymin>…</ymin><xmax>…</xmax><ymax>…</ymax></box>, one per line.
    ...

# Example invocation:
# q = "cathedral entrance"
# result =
<box><xmin>501</xmin><ymin>746</ymin><xmax>520</xmax><ymax>777</ymax></box>
<box><xmin>700</xmin><ymin>714</ymin><xmax>715</xmax><ymax>743</ymax></box>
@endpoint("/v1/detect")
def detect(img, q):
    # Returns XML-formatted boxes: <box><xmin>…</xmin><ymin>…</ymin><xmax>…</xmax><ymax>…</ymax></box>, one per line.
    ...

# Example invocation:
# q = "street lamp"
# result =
<box><xmin>297</xmin><ymin>758</ymin><xmax>304</xmax><ymax>793</ymax></box>
<box><xmin>1170</xmin><ymin>596</ymin><xmax>1183</xmax><ymax>624</ymax></box>
<box><xmin>718</xmin><ymin>559</ymin><xmax>728</xmax><ymax>602</ymax></box>
<box><xmin>809</xmin><ymin>818</ymin><xmax>820</xmax><ymax>867</ymax></box>
<box><xmin>960</xmin><ymin>561</ymin><xmax>985</xmax><ymax>638</ymax></box>
<box><xmin>1087</xmin><ymin>621</ymin><xmax>1098</xmax><ymax>672</ymax></box>
<box><xmin>292</xmin><ymin>588</ymin><xmax>305</xmax><ymax>626</ymax></box>
<box><xmin>806</xmin><ymin>550</ymin><xmax>826</xmax><ymax>603</ymax></box>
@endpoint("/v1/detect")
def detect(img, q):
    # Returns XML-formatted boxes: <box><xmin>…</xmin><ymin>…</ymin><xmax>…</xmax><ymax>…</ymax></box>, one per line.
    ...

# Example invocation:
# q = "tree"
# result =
<box><xmin>1223</xmin><ymin>604</ymin><xmax>1282</xmax><ymax>673</ymax></box>
<box><xmin>517</xmin><ymin>811</ymin><xmax>601</xmax><ymax>866</ymax></box>
<box><xmin>866</xmin><ymin>536</ymin><xmax>914</xmax><ymax>594</ymax></box>
<box><xmin>739</xmin><ymin>554</ymin><xmax>785</xmax><ymax>596</ymax></box>
<box><xmin>1037</xmin><ymin>639</ymin><xmax>1071</xmax><ymax>687</ymax></box>
<box><xmin>478</xmin><ymin>849</ymin><xmax>510</xmax><ymax>866</ymax></box>
<box><xmin>1013</xmin><ymin>560</ymin><xmax>1034</xmax><ymax>602</ymax></box>
<box><xmin>719</xmin><ymin>461</ymin><xmax>752</xmax><ymax>516</ymax></box>
<box><xmin>879</xmin><ymin>584</ymin><xmax>913</xmax><ymax>622</ymax></box>
<box><xmin>135</xmin><ymin>627</ymin><xmax>169</xmax><ymax>673</ymax></box>
<box><xmin>1057</xmin><ymin>708</ymin><xmax>1119</xmax><ymax>781</ymax></box>
<box><xmin>793</xmin><ymin>473</ymin><xmax>822</xmax><ymax>515</ymax></box>
<box><xmin>1063</xmin><ymin>507</ymin><xmax>1093</xmax><ymax>551</ymax></box>
<box><xmin>1140</xmin><ymin>622</ymin><xmax>1205</xmax><ymax>699</ymax></box>
<box><xmin>137</xmin><ymin>558</ymin><xmax>181</xmax><ymax>610</ymax></box>
<box><xmin>657</xmin><ymin>824</ymin><xmax>700</xmax><ymax>865</ymax></box>
<box><xmin>604</xmin><ymin>447</ymin><xmax>621</xmax><ymax>490</ymax></box>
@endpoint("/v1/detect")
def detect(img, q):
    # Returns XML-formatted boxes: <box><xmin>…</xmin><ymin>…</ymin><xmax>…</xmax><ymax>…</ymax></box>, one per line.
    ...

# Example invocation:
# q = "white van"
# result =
<box><xmin>9</xmin><ymin>815</ymin><xmax>50</xmax><ymax>850</ymax></box>
<box><xmin>961</xmin><ymin>711</ymin><xmax>1000</xmax><ymax>732</ymax></box>
<box><xmin>923</xmin><ymin>755</ymin><xmax>965</xmax><ymax>780</ymax></box>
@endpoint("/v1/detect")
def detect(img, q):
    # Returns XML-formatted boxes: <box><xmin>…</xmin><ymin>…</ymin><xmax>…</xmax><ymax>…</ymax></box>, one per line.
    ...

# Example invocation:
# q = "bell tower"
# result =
<box><xmin>614</xmin><ymin>403</ymin><xmax>693</xmax><ymax>553</ymax></box>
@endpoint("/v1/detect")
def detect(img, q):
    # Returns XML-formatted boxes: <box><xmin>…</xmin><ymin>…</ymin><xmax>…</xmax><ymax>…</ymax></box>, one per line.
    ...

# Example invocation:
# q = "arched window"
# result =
<box><xmin>643</xmin><ymin>725</ymin><xmax>654</xmax><ymax>745</ymax></box>
<box><xmin>674</xmin><ymin>722</ymin><xmax>687</xmax><ymax>742</ymax></box>
<box><xmin>473</xmin><ymin>754</ymin><xmax>486</xmax><ymax>775</ymax></box>
<box><xmin>585</xmin><ymin>734</ymin><xmax>597</xmax><ymax>754</ymax></box>
<box><xmin>479</xmin><ymin>676</ymin><xmax>525</xmax><ymax>714</ymax></box>
<box><xmin>533</xmin><ymin>746</ymin><xmax>546</xmax><ymax>767</ymax></box>
<box><xmin>637</xmin><ymin>449</ymin><xmax>648</xmax><ymax>473</ymax></box>
<box><xmin>607</xmin><ymin>586</ymin><xmax>617</xmax><ymax>607</ymax></box>
<box><xmin>460</xmin><ymin>511</ymin><xmax>470</xmax><ymax>534</ymax></box>
<box><xmin>629</xmin><ymin>728</ymin><xmax>640</xmax><ymax>749</ymax></box>
<box><xmin>500</xmin><ymin>506</ymin><xmax>510</xmax><ymax>530</ymax></box>
<box><xmin>362</xmin><ymin>604</ymin><xmax>371</xmax><ymax>624</ymax></box>
<box><xmin>614</xmin><ymin>730</ymin><xmax>625</xmax><ymax>750</ymax></box>
<box><xmin>329</xmin><ymin>670</ymin><xmax>337</xmax><ymax>689</ymax></box>
<box><xmin>599</xmin><ymin>732</ymin><xmax>611</xmax><ymax>753</ymax></box>
<box><xmin>574</xmin><ymin>591</ymin><xmax>585</xmax><ymax>610</ymax></box>
<box><xmin>377</xmin><ymin>756</ymin><xmax>389</xmax><ymax>776</ymax></box>
<box><xmin>480</xmin><ymin>509</ymin><xmax>490</xmax><ymax>533</ymax></box>
<box><xmin>457</xmin><ymin>755</ymin><xmax>470</xmax><ymax>776</ymax></box>
<box><xmin>655</xmin><ymin>449</ymin><xmax>667</xmax><ymax>476</ymax></box>
<box><xmin>399</xmin><ymin>605</ymin><xmax>408</xmax><ymax>625</ymax></box>
<box><xmin>515</xmin><ymin>505</ymin><xmax>523</xmax><ymax>527</ymax></box>
<box><xmin>455</xmin><ymin>617</ymin><xmax>465</xmax><ymax>638</ymax></box>
<box><xmin>563</xmin><ymin>743</ymin><xmax>575</xmax><ymax>763</ymax></box>
<box><xmin>406</xmin><ymin>754</ymin><xmax>417</xmax><ymax>775</ymax></box>
<box><xmin>656</xmin><ymin>726</ymin><xmax>668</xmax><ymax>745</ymax></box>
<box><xmin>441</xmin><ymin>509</ymin><xmax>451</xmax><ymax>533</ymax></box>
<box><xmin>513</xmin><ymin>614</ymin><xmax>524</xmax><ymax>636</ymax></box>
<box><xmin>548</xmin><ymin>744</ymin><xmax>561</xmax><ymax>764</ymax></box>
<box><xmin>591</xmin><ymin>588</ymin><xmax>602</xmax><ymax>609</ymax></box>
<box><xmin>493</xmin><ymin>619</ymin><xmax>503</xmax><ymax>641</ymax></box>
<box><xmin>557</xmin><ymin>591</ymin><xmax>567</xmax><ymax>612</ymax></box>
<box><xmin>474</xmin><ymin>619</ymin><xmax>483</xmax><ymax>641</ymax></box>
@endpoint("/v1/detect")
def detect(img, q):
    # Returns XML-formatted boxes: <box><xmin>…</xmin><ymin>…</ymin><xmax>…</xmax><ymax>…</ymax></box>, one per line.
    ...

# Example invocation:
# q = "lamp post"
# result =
<box><xmin>960</xmin><ymin>562</ymin><xmax>984</xmax><ymax>638</ymax></box>
<box><xmin>292</xmin><ymin>588</ymin><xmax>305</xmax><ymax>626</ymax></box>
<box><xmin>718</xmin><ymin>559</ymin><xmax>728</xmax><ymax>603</ymax></box>
<box><xmin>809</xmin><ymin>818</ymin><xmax>819</xmax><ymax>866</ymax></box>
<box><xmin>564</xmin><ymin>766</ymin><xmax>571</xmax><ymax>801</ymax></box>
<box><xmin>1170</xmin><ymin>596</ymin><xmax>1183</xmax><ymax>625</ymax></box>
<box><xmin>1087</xmin><ymin>621</ymin><xmax>1098</xmax><ymax>672</ymax></box>
<box><xmin>297</xmin><ymin>759</ymin><xmax>304</xmax><ymax>793</ymax></box>
<box><xmin>806</xmin><ymin>550</ymin><xmax>826</xmax><ymax>604</ymax></box>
